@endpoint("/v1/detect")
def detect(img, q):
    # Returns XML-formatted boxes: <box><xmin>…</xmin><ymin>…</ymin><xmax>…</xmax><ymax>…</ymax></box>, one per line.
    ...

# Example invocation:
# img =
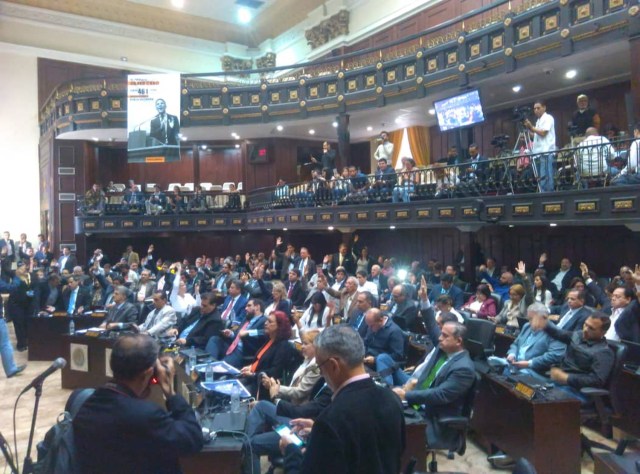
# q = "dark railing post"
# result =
<box><xmin>337</xmin><ymin>113</ymin><xmax>351</xmax><ymax>167</ymax></box>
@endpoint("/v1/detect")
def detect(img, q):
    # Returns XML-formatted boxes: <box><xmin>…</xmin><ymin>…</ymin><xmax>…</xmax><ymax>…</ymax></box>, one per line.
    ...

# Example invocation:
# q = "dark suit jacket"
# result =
<box><xmin>177</xmin><ymin>308</ymin><xmax>224</xmax><ymax>349</ymax></box>
<box><xmin>285</xmin><ymin>281</ymin><xmax>307</xmax><ymax>308</ymax></box>
<box><xmin>149</xmin><ymin>113</ymin><xmax>180</xmax><ymax>145</ymax></box>
<box><xmin>62</xmin><ymin>286</ymin><xmax>92</xmax><ymax>314</ymax></box>
<box><xmin>556</xmin><ymin>305</ymin><xmax>592</xmax><ymax>332</ymax></box>
<box><xmin>389</xmin><ymin>299</ymin><xmax>419</xmax><ymax>331</ymax></box>
<box><xmin>104</xmin><ymin>301</ymin><xmax>139</xmax><ymax>325</ymax></box>
<box><xmin>615</xmin><ymin>300</ymin><xmax>640</xmax><ymax>343</ymax></box>
<box><xmin>220</xmin><ymin>293</ymin><xmax>249</xmax><ymax>326</ymax></box>
<box><xmin>235</xmin><ymin>314</ymin><xmax>268</xmax><ymax>358</ymax></box>
<box><xmin>283</xmin><ymin>378</ymin><xmax>405</xmax><ymax>474</ymax></box>
<box><xmin>292</xmin><ymin>257</ymin><xmax>316</xmax><ymax>281</ymax></box>
<box><xmin>429</xmin><ymin>284</ymin><xmax>464</xmax><ymax>309</ymax></box>
<box><xmin>405</xmin><ymin>349</ymin><xmax>476</xmax><ymax>449</ymax></box>
<box><xmin>329</xmin><ymin>252</ymin><xmax>355</xmax><ymax>275</ymax></box>
<box><xmin>59</xmin><ymin>254</ymin><xmax>78</xmax><ymax>273</ymax></box>
<box><xmin>546</xmin><ymin>266</ymin><xmax>581</xmax><ymax>297</ymax></box>
<box><xmin>368</xmin><ymin>274</ymin><xmax>388</xmax><ymax>294</ymax></box>
<box><xmin>73</xmin><ymin>383</ymin><xmax>202</xmax><ymax>474</ymax></box>
<box><xmin>252</xmin><ymin>339</ymin><xmax>293</xmax><ymax>380</ymax></box>
<box><xmin>0</xmin><ymin>239</ymin><xmax>16</xmax><ymax>262</ymax></box>
<box><xmin>35</xmin><ymin>281</ymin><xmax>63</xmax><ymax>311</ymax></box>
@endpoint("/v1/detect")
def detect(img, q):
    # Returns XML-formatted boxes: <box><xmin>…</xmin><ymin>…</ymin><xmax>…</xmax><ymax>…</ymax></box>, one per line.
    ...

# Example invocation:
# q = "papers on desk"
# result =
<box><xmin>194</xmin><ymin>361</ymin><xmax>241</xmax><ymax>376</ymax></box>
<box><xmin>200</xmin><ymin>379</ymin><xmax>251</xmax><ymax>398</ymax></box>
<box><xmin>75</xmin><ymin>327</ymin><xmax>106</xmax><ymax>337</ymax></box>
<box><xmin>487</xmin><ymin>356</ymin><xmax>509</xmax><ymax>366</ymax></box>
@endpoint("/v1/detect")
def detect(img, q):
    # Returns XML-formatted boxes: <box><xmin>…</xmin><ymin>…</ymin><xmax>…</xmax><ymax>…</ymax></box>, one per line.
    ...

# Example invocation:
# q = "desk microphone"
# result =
<box><xmin>20</xmin><ymin>358</ymin><xmax>67</xmax><ymax>394</ymax></box>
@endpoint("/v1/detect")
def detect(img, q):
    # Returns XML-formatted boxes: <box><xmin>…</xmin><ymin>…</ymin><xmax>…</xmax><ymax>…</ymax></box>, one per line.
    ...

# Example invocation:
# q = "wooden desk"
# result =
<box><xmin>29</xmin><ymin>315</ymin><xmax>104</xmax><ymax>361</ymax></box>
<box><xmin>611</xmin><ymin>368</ymin><xmax>640</xmax><ymax>439</ymax></box>
<box><xmin>594</xmin><ymin>451</ymin><xmax>640</xmax><ymax>474</ymax></box>
<box><xmin>60</xmin><ymin>334</ymin><xmax>114</xmax><ymax>389</ymax></box>
<box><xmin>471</xmin><ymin>373</ymin><xmax>581</xmax><ymax>474</ymax></box>
<box><xmin>181</xmin><ymin>435</ymin><xmax>243</xmax><ymax>474</ymax></box>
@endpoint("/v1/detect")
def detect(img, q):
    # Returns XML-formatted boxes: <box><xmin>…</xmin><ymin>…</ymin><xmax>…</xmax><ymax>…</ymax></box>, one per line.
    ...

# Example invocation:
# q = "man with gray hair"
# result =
<box><xmin>281</xmin><ymin>325</ymin><xmax>405</xmax><ymax>474</ymax></box>
<box><xmin>392</xmin><ymin>321</ymin><xmax>475</xmax><ymax>451</ymax></box>
<box><xmin>100</xmin><ymin>285</ymin><xmax>138</xmax><ymax>330</ymax></box>
<box><xmin>505</xmin><ymin>302</ymin><xmax>566</xmax><ymax>375</ymax></box>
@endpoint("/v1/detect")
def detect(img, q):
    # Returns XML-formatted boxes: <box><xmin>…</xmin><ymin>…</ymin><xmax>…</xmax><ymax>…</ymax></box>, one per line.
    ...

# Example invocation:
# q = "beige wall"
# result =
<box><xmin>0</xmin><ymin>49</ymin><xmax>40</xmax><ymax>240</ymax></box>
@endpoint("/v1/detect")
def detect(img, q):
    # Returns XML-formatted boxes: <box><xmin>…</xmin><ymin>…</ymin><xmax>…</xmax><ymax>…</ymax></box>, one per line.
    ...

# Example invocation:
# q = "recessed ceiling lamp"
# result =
<box><xmin>366</xmin><ymin>126</ymin><xmax>373</xmax><ymax>131</ymax></box>
<box><xmin>171</xmin><ymin>0</ymin><xmax>184</xmax><ymax>8</ymax></box>
<box><xmin>428</xmin><ymin>109</ymin><xmax>436</xmax><ymax>115</ymax></box>
<box><xmin>512</xmin><ymin>85</ymin><xmax>522</xmax><ymax>93</ymax></box>
<box><xmin>332</xmin><ymin>121</ymin><xmax>338</xmax><ymax>128</ymax></box>
<box><xmin>238</xmin><ymin>7</ymin><xmax>252</xmax><ymax>24</ymax></box>
<box><xmin>309</xmin><ymin>129</ymin><xmax>315</xmax><ymax>135</ymax></box>
<box><xmin>565</xmin><ymin>69</ymin><xmax>577</xmax><ymax>79</ymax></box>
<box><xmin>276</xmin><ymin>125</ymin><xmax>283</xmax><ymax>131</ymax></box>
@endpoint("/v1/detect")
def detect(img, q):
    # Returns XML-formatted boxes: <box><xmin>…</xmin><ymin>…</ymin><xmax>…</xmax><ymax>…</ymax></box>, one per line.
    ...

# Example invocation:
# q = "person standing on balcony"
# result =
<box><xmin>374</xmin><ymin>131</ymin><xmax>394</xmax><ymax>164</ymax></box>
<box><xmin>524</xmin><ymin>99</ymin><xmax>556</xmax><ymax>192</ymax></box>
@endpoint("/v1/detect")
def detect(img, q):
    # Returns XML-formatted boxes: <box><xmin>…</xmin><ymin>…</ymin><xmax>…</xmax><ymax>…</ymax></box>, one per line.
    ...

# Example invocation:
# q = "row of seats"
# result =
<box><xmin>109</xmin><ymin>182</ymin><xmax>243</xmax><ymax>193</ymax></box>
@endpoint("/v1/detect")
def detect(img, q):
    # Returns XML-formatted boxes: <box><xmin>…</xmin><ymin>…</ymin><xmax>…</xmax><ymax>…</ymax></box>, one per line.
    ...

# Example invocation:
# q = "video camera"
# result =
<box><xmin>512</xmin><ymin>106</ymin><xmax>532</xmax><ymax>122</ymax></box>
<box><xmin>490</xmin><ymin>134</ymin><xmax>509</xmax><ymax>148</ymax></box>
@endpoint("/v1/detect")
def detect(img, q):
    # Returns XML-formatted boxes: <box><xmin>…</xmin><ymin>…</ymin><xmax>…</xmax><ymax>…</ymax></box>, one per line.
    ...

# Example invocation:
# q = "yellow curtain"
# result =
<box><xmin>406</xmin><ymin>126</ymin><xmax>430</xmax><ymax>167</ymax></box>
<box><xmin>388</xmin><ymin>129</ymin><xmax>404</xmax><ymax>168</ymax></box>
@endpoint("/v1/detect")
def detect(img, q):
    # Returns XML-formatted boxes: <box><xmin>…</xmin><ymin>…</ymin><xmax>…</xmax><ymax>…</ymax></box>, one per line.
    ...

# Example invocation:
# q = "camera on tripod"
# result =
<box><xmin>490</xmin><ymin>134</ymin><xmax>509</xmax><ymax>148</ymax></box>
<box><xmin>512</xmin><ymin>106</ymin><xmax>532</xmax><ymax>122</ymax></box>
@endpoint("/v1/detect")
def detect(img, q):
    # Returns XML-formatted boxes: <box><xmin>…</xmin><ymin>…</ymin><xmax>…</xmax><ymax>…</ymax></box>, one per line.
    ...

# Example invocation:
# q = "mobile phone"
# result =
<box><xmin>274</xmin><ymin>424</ymin><xmax>305</xmax><ymax>447</ymax></box>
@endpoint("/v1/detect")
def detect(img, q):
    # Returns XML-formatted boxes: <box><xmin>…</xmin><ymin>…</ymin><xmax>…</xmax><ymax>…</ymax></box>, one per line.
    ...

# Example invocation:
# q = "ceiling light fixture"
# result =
<box><xmin>366</xmin><ymin>126</ymin><xmax>373</xmax><ymax>132</ymax></box>
<box><xmin>550</xmin><ymin>223</ymin><xmax>558</xmax><ymax>227</ymax></box>
<box><xmin>235</xmin><ymin>144</ymin><xmax>240</xmax><ymax>149</ymax></box>
<box><xmin>276</xmin><ymin>125</ymin><xmax>283</xmax><ymax>132</ymax></box>
<box><xmin>238</xmin><ymin>7</ymin><xmax>252</xmax><ymax>24</ymax></box>
<box><xmin>390</xmin><ymin>225</ymin><xmax>396</xmax><ymax>230</ymax></box>
<box><xmin>120</xmin><ymin>56</ymin><xmax>128</xmax><ymax>62</ymax></box>
<box><xmin>309</xmin><ymin>129</ymin><xmax>315</xmax><ymax>135</ymax></box>
<box><xmin>512</xmin><ymin>85</ymin><xmax>522</xmax><ymax>93</ymax></box>
<box><xmin>565</xmin><ymin>69</ymin><xmax>577</xmax><ymax>79</ymax></box>
<box><xmin>332</xmin><ymin>121</ymin><xmax>338</xmax><ymax>128</ymax></box>
<box><xmin>428</xmin><ymin>109</ymin><xmax>436</xmax><ymax>115</ymax></box>
<box><xmin>327</xmin><ymin>226</ymin><xmax>334</xmax><ymax>231</ymax></box>
<box><xmin>171</xmin><ymin>0</ymin><xmax>184</xmax><ymax>8</ymax></box>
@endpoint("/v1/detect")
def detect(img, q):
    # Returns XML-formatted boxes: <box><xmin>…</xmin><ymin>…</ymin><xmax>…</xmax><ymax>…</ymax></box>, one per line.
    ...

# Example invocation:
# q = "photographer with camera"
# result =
<box><xmin>73</xmin><ymin>334</ymin><xmax>203</xmax><ymax>473</ymax></box>
<box><xmin>524</xmin><ymin>99</ymin><xmax>556</xmax><ymax>192</ymax></box>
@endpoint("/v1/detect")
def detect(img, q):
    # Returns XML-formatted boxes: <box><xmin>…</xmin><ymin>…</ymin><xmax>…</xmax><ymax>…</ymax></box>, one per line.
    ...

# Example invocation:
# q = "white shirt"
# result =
<box><xmin>605</xmin><ymin>307</ymin><xmax>624</xmax><ymax>341</ymax></box>
<box><xmin>578</xmin><ymin>135</ymin><xmax>614</xmax><ymax>177</ymax></box>
<box><xmin>374</xmin><ymin>141</ymin><xmax>394</xmax><ymax>161</ymax></box>
<box><xmin>551</xmin><ymin>269</ymin><xmax>569</xmax><ymax>292</ymax></box>
<box><xmin>532</xmin><ymin>112</ymin><xmax>556</xmax><ymax>154</ymax></box>
<box><xmin>357</xmin><ymin>280</ymin><xmax>379</xmax><ymax>298</ymax></box>
<box><xmin>622</xmin><ymin>138</ymin><xmax>640</xmax><ymax>175</ymax></box>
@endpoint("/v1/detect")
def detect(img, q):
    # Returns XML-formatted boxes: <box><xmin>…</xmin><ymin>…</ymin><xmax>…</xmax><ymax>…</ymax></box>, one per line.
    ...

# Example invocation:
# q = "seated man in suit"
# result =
<box><xmin>137</xmin><ymin>292</ymin><xmax>177</xmax><ymax>343</ymax></box>
<box><xmin>207</xmin><ymin>298</ymin><xmax>268</xmax><ymax>367</ymax></box>
<box><xmin>368</xmin><ymin>264</ymin><xmax>387</xmax><ymax>296</ymax></box>
<box><xmin>348</xmin><ymin>291</ymin><xmax>374</xmax><ymax>338</ymax></box>
<box><xmin>35</xmin><ymin>273</ymin><xmax>63</xmax><ymax>313</ymax></box>
<box><xmin>99</xmin><ymin>286</ymin><xmax>138</xmax><ymax>330</ymax></box>
<box><xmin>392</xmin><ymin>321</ymin><xmax>476</xmax><ymax>451</ymax></box>
<box><xmin>363</xmin><ymin>308</ymin><xmax>405</xmax><ymax>386</ymax></box>
<box><xmin>550</xmin><ymin>289</ymin><xmax>592</xmax><ymax>331</ymax></box>
<box><xmin>428</xmin><ymin>274</ymin><xmax>464</xmax><ymax>309</ymax></box>
<box><xmin>536</xmin><ymin>311</ymin><xmax>615</xmax><ymax>402</ymax></box>
<box><xmin>281</xmin><ymin>325</ymin><xmax>405</xmax><ymax>474</ymax></box>
<box><xmin>505</xmin><ymin>302</ymin><xmax>566</xmax><ymax>375</ymax></box>
<box><xmin>62</xmin><ymin>276</ymin><xmax>92</xmax><ymax>315</ymax></box>
<box><xmin>388</xmin><ymin>283</ymin><xmax>419</xmax><ymax>331</ymax></box>
<box><xmin>167</xmin><ymin>292</ymin><xmax>225</xmax><ymax>350</ymax></box>
<box><xmin>285</xmin><ymin>269</ymin><xmax>307</xmax><ymax>308</ymax></box>
<box><xmin>73</xmin><ymin>334</ymin><xmax>202</xmax><ymax>474</ymax></box>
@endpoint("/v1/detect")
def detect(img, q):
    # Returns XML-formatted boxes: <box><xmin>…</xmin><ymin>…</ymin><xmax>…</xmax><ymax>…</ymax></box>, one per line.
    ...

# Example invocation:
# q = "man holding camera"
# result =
<box><xmin>73</xmin><ymin>334</ymin><xmax>203</xmax><ymax>473</ymax></box>
<box><xmin>524</xmin><ymin>99</ymin><xmax>556</xmax><ymax>192</ymax></box>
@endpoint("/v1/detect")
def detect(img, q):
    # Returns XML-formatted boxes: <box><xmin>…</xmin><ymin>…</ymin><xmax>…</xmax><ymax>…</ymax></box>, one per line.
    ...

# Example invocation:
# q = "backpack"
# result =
<box><xmin>34</xmin><ymin>388</ymin><xmax>95</xmax><ymax>474</ymax></box>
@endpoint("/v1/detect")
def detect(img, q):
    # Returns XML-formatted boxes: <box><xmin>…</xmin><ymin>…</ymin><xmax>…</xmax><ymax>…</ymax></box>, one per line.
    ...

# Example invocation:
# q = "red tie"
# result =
<box><xmin>287</xmin><ymin>283</ymin><xmax>294</xmax><ymax>299</ymax></box>
<box><xmin>221</xmin><ymin>298</ymin><xmax>234</xmax><ymax>321</ymax></box>
<box><xmin>226</xmin><ymin>321</ymin><xmax>250</xmax><ymax>355</ymax></box>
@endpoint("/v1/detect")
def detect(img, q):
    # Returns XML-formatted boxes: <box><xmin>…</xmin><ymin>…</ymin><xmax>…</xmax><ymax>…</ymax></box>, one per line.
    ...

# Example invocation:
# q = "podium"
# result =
<box><xmin>127</xmin><ymin>131</ymin><xmax>180</xmax><ymax>163</ymax></box>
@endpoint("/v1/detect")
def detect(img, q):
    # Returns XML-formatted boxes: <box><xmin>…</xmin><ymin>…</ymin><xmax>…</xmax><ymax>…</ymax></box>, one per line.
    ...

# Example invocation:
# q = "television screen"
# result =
<box><xmin>434</xmin><ymin>90</ymin><xmax>485</xmax><ymax>132</ymax></box>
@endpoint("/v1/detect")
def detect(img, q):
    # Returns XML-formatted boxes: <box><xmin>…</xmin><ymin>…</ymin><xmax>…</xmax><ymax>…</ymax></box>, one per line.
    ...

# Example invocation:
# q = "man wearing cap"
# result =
<box><xmin>572</xmin><ymin>94</ymin><xmax>601</xmax><ymax>137</ymax></box>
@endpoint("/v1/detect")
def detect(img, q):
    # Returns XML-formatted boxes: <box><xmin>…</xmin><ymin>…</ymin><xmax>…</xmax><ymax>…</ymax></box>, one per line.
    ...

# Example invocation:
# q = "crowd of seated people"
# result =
<box><xmin>3</xmin><ymin>230</ymin><xmax>640</xmax><ymax>470</ymax></box>
<box><xmin>80</xmin><ymin>179</ymin><xmax>244</xmax><ymax>216</ymax></box>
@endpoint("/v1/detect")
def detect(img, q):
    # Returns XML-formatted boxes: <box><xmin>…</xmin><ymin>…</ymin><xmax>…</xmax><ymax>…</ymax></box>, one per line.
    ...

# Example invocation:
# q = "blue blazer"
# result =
<box><xmin>507</xmin><ymin>323</ymin><xmax>566</xmax><ymax>372</ymax></box>
<box><xmin>429</xmin><ymin>284</ymin><xmax>464</xmax><ymax>309</ymax></box>
<box><xmin>221</xmin><ymin>293</ymin><xmax>249</xmax><ymax>326</ymax></box>
<box><xmin>556</xmin><ymin>305</ymin><xmax>592</xmax><ymax>332</ymax></box>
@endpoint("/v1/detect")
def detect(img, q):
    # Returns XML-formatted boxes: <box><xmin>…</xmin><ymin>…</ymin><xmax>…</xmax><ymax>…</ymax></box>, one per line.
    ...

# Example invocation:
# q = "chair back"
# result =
<box><xmin>607</xmin><ymin>340</ymin><xmax>628</xmax><ymax>414</ymax></box>
<box><xmin>464</xmin><ymin>318</ymin><xmax>496</xmax><ymax>354</ymax></box>
<box><xmin>491</xmin><ymin>293</ymin><xmax>504</xmax><ymax>313</ymax></box>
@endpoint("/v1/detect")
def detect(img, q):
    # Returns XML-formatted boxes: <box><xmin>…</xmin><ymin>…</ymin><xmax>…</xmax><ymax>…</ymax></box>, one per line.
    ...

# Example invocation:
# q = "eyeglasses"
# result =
<box><xmin>317</xmin><ymin>357</ymin><xmax>334</xmax><ymax>371</ymax></box>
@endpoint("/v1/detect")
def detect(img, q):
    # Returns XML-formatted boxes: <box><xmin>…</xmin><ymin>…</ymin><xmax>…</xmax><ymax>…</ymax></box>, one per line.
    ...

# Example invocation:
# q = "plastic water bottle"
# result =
<box><xmin>69</xmin><ymin>318</ymin><xmax>75</xmax><ymax>335</ymax></box>
<box><xmin>205</xmin><ymin>363</ymin><xmax>214</xmax><ymax>383</ymax></box>
<box><xmin>230</xmin><ymin>384</ymin><xmax>240</xmax><ymax>413</ymax></box>
<box><xmin>188</xmin><ymin>346</ymin><xmax>196</xmax><ymax>373</ymax></box>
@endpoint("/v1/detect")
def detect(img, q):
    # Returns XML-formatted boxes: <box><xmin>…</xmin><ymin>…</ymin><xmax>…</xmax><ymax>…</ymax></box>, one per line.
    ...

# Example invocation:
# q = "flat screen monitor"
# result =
<box><xmin>434</xmin><ymin>89</ymin><xmax>485</xmax><ymax>132</ymax></box>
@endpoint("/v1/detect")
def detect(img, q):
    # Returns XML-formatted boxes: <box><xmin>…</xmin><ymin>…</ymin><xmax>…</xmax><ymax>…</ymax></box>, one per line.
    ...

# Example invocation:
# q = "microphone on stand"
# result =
<box><xmin>20</xmin><ymin>358</ymin><xmax>67</xmax><ymax>395</ymax></box>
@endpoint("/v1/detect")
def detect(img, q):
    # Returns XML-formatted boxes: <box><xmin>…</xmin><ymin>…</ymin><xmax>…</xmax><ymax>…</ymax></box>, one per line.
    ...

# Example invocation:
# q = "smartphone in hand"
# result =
<box><xmin>274</xmin><ymin>424</ymin><xmax>305</xmax><ymax>447</ymax></box>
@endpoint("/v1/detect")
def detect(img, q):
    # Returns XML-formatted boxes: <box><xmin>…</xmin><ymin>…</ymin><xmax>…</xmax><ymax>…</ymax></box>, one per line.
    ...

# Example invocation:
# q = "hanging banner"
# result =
<box><xmin>127</xmin><ymin>73</ymin><xmax>181</xmax><ymax>163</ymax></box>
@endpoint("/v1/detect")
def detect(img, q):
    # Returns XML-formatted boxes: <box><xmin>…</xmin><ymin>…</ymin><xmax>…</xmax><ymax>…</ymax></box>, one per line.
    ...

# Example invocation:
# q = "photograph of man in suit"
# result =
<box><xmin>149</xmin><ymin>98</ymin><xmax>180</xmax><ymax>146</ymax></box>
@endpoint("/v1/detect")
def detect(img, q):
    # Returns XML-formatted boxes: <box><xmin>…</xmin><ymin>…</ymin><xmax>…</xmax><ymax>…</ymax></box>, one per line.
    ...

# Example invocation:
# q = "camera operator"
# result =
<box><xmin>523</xmin><ymin>99</ymin><xmax>556</xmax><ymax>192</ymax></box>
<box><xmin>73</xmin><ymin>334</ymin><xmax>203</xmax><ymax>473</ymax></box>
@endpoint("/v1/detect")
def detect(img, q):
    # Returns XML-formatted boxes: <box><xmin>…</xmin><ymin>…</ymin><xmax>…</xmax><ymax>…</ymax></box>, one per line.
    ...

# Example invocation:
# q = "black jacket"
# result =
<box><xmin>283</xmin><ymin>377</ymin><xmax>405</xmax><ymax>474</ymax></box>
<box><xmin>73</xmin><ymin>383</ymin><xmax>203</xmax><ymax>474</ymax></box>
<box><xmin>176</xmin><ymin>308</ymin><xmax>224</xmax><ymax>349</ymax></box>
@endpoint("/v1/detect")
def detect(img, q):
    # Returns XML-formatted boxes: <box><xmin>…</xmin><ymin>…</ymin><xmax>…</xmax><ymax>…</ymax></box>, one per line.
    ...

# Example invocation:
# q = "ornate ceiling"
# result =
<box><xmin>3</xmin><ymin>0</ymin><xmax>327</xmax><ymax>46</ymax></box>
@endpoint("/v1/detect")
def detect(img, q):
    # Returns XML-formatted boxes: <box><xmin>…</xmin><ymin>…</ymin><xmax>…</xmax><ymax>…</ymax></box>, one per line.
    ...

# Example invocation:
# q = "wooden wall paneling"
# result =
<box><xmin>198</xmin><ymin>147</ymin><xmax>243</xmax><ymax>186</ymax></box>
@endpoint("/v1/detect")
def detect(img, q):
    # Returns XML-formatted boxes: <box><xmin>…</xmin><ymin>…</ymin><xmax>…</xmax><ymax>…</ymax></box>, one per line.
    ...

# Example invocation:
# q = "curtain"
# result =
<box><xmin>406</xmin><ymin>126</ymin><xmax>430</xmax><ymax>167</ymax></box>
<box><xmin>387</xmin><ymin>129</ymin><xmax>404</xmax><ymax>168</ymax></box>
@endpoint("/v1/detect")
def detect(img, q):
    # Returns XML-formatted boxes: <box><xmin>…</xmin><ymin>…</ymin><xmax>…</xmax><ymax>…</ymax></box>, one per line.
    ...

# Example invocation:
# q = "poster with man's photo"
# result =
<box><xmin>127</xmin><ymin>73</ymin><xmax>181</xmax><ymax>163</ymax></box>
